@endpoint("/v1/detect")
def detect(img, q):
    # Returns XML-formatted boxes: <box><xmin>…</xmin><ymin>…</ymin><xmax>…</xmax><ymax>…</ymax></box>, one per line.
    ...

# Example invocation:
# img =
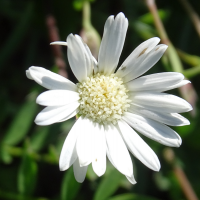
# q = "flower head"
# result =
<box><xmin>26</xmin><ymin>12</ymin><xmax>192</xmax><ymax>184</ymax></box>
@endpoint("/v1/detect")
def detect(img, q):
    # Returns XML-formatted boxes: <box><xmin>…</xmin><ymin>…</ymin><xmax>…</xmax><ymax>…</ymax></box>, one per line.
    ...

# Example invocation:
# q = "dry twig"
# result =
<box><xmin>46</xmin><ymin>15</ymin><xmax>68</xmax><ymax>78</ymax></box>
<box><xmin>164</xmin><ymin>148</ymin><xmax>199</xmax><ymax>200</ymax></box>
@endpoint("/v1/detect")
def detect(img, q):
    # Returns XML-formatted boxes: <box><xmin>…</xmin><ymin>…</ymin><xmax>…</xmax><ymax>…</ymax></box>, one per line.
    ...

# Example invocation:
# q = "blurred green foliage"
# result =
<box><xmin>0</xmin><ymin>0</ymin><xmax>200</xmax><ymax>200</ymax></box>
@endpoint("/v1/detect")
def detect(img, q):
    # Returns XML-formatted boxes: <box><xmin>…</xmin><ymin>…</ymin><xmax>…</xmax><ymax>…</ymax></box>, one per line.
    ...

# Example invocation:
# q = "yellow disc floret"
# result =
<box><xmin>77</xmin><ymin>73</ymin><xmax>131</xmax><ymax>124</ymax></box>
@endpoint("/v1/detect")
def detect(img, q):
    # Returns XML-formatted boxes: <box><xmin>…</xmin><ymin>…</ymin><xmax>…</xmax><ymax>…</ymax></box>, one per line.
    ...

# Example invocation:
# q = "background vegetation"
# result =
<box><xmin>0</xmin><ymin>0</ymin><xmax>200</xmax><ymax>200</ymax></box>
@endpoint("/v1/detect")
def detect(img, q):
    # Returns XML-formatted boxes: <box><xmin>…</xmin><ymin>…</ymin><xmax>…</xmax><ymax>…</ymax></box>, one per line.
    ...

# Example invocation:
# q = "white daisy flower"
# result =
<box><xmin>26</xmin><ymin>12</ymin><xmax>192</xmax><ymax>184</ymax></box>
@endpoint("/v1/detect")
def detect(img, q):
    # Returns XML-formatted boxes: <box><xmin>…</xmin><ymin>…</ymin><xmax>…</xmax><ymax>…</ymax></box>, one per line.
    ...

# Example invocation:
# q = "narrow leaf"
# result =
<box><xmin>30</xmin><ymin>126</ymin><xmax>50</xmax><ymax>152</ymax></box>
<box><xmin>94</xmin><ymin>168</ymin><xmax>124</xmax><ymax>200</ymax></box>
<box><xmin>3</xmin><ymin>92</ymin><xmax>38</xmax><ymax>146</ymax></box>
<box><xmin>61</xmin><ymin>167</ymin><xmax>81</xmax><ymax>200</ymax></box>
<box><xmin>18</xmin><ymin>148</ymin><xmax>38</xmax><ymax>195</ymax></box>
<box><xmin>139</xmin><ymin>10</ymin><xmax>169</xmax><ymax>24</ymax></box>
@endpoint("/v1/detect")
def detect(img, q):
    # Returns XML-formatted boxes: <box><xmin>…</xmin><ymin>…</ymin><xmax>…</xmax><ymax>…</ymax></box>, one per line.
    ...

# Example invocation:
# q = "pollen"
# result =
<box><xmin>77</xmin><ymin>73</ymin><xmax>131</xmax><ymax>124</ymax></box>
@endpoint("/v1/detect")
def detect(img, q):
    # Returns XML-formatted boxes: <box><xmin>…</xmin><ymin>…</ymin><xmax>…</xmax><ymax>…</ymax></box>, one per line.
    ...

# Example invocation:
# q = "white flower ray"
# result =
<box><xmin>118</xmin><ymin>120</ymin><xmax>160</xmax><ymax>171</ymax></box>
<box><xmin>155</xmin><ymin>80</ymin><xmax>191</xmax><ymax>92</ymax></box>
<box><xmin>59</xmin><ymin>117</ymin><xmax>82</xmax><ymax>171</ymax></box>
<box><xmin>126</xmin><ymin>72</ymin><xmax>184</xmax><ymax>92</ymax></box>
<box><xmin>36</xmin><ymin>90</ymin><xmax>80</xmax><ymax>106</ymax></box>
<box><xmin>123</xmin><ymin>112</ymin><xmax>182</xmax><ymax>147</ymax></box>
<box><xmin>122</xmin><ymin>44</ymin><xmax>168</xmax><ymax>83</ymax></box>
<box><xmin>76</xmin><ymin>117</ymin><xmax>94</xmax><ymax>167</ymax></box>
<box><xmin>58</xmin><ymin>108</ymin><xmax>79</xmax><ymax>123</ymax></box>
<box><xmin>98</xmin><ymin>12</ymin><xmax>128</xmax><ymax>75</ymax></box>
<box><xmin>105</xmin><ymin>123</ymin><xmax>133</xmax><ymax>177</ymax></box>
<box><xmin>116</xmin><ymin>37</ymin><xmax>160</xmax><ymax>78</ymax></box>
<box><xmin>92</xmin><ymin>123</ymin><xmax>106</xmax><ymax>177</ymax></box>
<box><xmin>128</xmin><ymin>104</ymin><xmax>190</xmax><ymax>126</ymax></box>
<box><xmin>35</xmin><ymin>101</ymin><xmax>80</xmax><ymax>126</ymax></box>
<box><xmin>67</xmin><ymin>34</ymin><xmax>88</xmax><ymax>82</ymax></box>
<box><xmin>73</xmin><ymin>158</ymin><xmax>88</xmax><ymax>183</ymax></box>
<box><xmin>106</xmin><ymin>144</ymin><xmax>136</xmax><ymax>184</ymax></box>
<box><xmin>27</xmin><ymin>66</ymin><xmax>77</xmax><ymax>91</ymax></box>
<box><xmin>129</xmin><ymin>92</ymin><xmax>192</xmax><ymax>113</ymax></box>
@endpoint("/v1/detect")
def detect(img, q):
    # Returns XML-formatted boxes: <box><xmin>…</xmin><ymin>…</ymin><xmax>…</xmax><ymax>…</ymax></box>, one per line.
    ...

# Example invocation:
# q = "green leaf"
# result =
<box><xmin>133</xmin><ymin>21</ymin><xmax>157</xmax><ymax>40</ymax></box>
<box><xmin>183</xmin><ymin>66</ymin><xmax>200</xmax><ymax>79</ymax></box>
<box><xmin>177</xmin><ymin>49</ymin><xmax>200</xmax><ymax>67</ymax></box>
<box><xmin>167</xmin><ymin>43</ymin><xmax>184</xmax><ymax>73</ymax></box>
<box><xmin>30</xmin><ymin>126</ymin><xmax>50</xmax><ymax>152</ymax></box>
<box><xmin>73</xmin><ymin>0</ymin><xmax>95</xmax><ymax>11</ymax></box>
<box><xmin>154</xmin><ymin>172</ymin><xmax>170</xmax><ymax>191</ymax></box>
<box><xmin>73</xmin><ymin>0</ymin><xmax>84</xmax><ymax>10</ymax></box>
<box><xmin>18</xmin><ymin>144</ymin><xmax>38</xmax><ymax>195</ymax></box>
<box><xmin>0</xmin><ymin>144</ymin><xmax>13</xmax><ymax>164</ymax></box>
<box><xmin>139</xmin><ymin>9</ymin><xmax>169</xmax><ymax>24</ymax></box>
<box><xmin>3</xmin><ymin>92</ymin><xmax>38</xmax><ymax>146</ymax></box>
<box><xmin>108</xmin><ymin>193</ymin><xmax>161</xmax><ymax>200</ymax></box>
<box><xmin>61</xmin><ymin>167</ymin><xmax>81</xmax><ymax>200</ymax></box>
<box><xmin>94</xmin><ymin>168</ymin><xmax>124</xmax><ymax>200</ymax></box>
<box><xmin>167</xmin><ymin>172</ymin><xmax>182</xmax><ymax>200</ymax></box>
<box><xmin>48</xmin><ymin>145</ymin><xmax>59</xmax><ymax>163</ymax></box>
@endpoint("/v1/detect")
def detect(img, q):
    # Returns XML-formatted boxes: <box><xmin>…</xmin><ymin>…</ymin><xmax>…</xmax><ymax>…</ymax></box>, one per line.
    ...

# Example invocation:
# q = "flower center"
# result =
<box><xmin>77</xmin><ymin>73</ymin><xmax>131</xmax><ymax>124</ymax></box>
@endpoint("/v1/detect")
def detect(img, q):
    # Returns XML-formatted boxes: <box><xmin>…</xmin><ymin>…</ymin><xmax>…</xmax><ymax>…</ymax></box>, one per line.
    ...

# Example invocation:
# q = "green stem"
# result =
<box><xmin>167</xmin><ymin>44</ymin><xmax>183</xmax><ymax>73</ymax></box>
<box><xmin>81</xmin><ymin>1</ymin><xmax>101</xmax><ymax>58</ymax></box>
<box><xmin>82</xmin><ymin>1</ymin><xmax>91</xmax><ymax>29</ymax></box>
<box><xmin>145</xmin><ymin>0</ymin><xmax>168</xmax><ymax>41</ymax></box>
<box><xmin>183</xmin><ymin>66</ymin><xmax>200</xmax><ymax>78</ymax></box>
<box><xmin>177</xmin><ymin>49</ymin><xmax>200</xmax><ymax>67</ymax></box>
<box><xmin>4</xmin><ymin>145</ymin><xmax>58</xmax><ymax>164</ymax></box>
<box><xmin>163</xmin><ymin>148</ymin><xmax>199</xmax><ymax>200</ymax></box>
<box><xmin>145</xmin><ymin>0</ymin><xmax>184</xmax><ymax>73</ymax></box>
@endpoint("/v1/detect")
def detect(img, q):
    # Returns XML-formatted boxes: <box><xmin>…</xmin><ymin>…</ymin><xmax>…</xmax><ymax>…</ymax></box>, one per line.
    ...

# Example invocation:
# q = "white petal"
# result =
<box><xmin>156</xmin><ymin>80</ymin><xmax>191</xmax><ymax>92</ymax></box>
<box><xmin>123</xmin><ymin>112</ymin><xmax>182</xmax><ymax>147</ymax></box>
<box><xmin>116</xmin><ymin>37</ymin><xmax>160</xmax><ymax>78</ymax></box>
<box><xmin>93</xmin><ymin>56</ymin><xmax>98</xmax><ymax>74</ymax></box>
<box><xmin>126</xmin><ymin>175</ymin><xmax>137</xmax><ymax>184</ymax></box>
<box><xmin>105</xmin><ymin>123</ymin><xmax>133</xmax><ymax>177</ymax></box>
<box><xmin>92</xmin><ymin>123</ymin><xmax>106</xmax><ymax>177</ymax></box>
<box><xmin>76</xmin><ymin>117</ymin><xmax>94</xmax><ymax>167</ymax></box>
<box><xmin>122</xmin><ymin>44</ymin><xmax>168</xmax><ymax>83</ymax></box>
<box><xmin>50</xmin><ymin>41</ymin><xmax>68</xmax><ymax>46</ymax></box>
<box><xmin>28</xmin><ymin>66</ymin><xmax>77</xmax><ymax>91</ymax></box>
<box><xmin>129</xmin><ymin>92</ymin><xmax>192</xmax><ymax>113</ymax></box>
<box><xmin>98</xmin><ymin>13</ymin><xmax>128</xmax><ymax>75</ymax></box>
<box><xmin>59</xmin><ymin>118</ymin><xmax>82</xmax><ymax>171</ymax></box>
<box><xmin>73</xmin><ymin>158</ymin><xmax>88</xmax><ymax>183</ymax></box>
<box><xmin>106</xmin><ymin>145</ymin><xmax>117</xmax><ymax>169</ymax></box>
<box><xmin>67</xmin><ymin>34</ymin><xmax>88</xmax><ymax>82</ymax></box>
<box><xmin>106</xmin><ymin>144</ymin><xmax>136</xmax><ymax>184</ymax></box>
<box><xmin>118</xmin><ymin>120</ymin><xmax>160</xmax><ymax>171</ymax></box>
<box><xmin>36</xmin><ymin>90</ymin><xmax>80</xmax><ymax>106</ymax></box>
<box><xmin>128</xmin><ymin>104</ymin><xmax>190</xmax><ymax>126</ymax></box>
<box><xmin>75</xmin><ymin>35</ymin><xmax>94</xmax><ymax>77</ymax></box>
<box><xmin>126</xmin><ymin>72</ymin><xmax>184</xmax><ymax>92</ymax></box>
<box><xmin>26</xmin><ymin>70</ymin><xmax>33</xmax><ymax>80</ymax></box>
<box><xmin>35</xmin><ymin>102</ymin><xmax>80</xmax><ymax>126</ymax></box>
<box><xmin>58</xmin><ymin>108</ymin><xmax>79</xmax><ymax>122</ymax></box>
